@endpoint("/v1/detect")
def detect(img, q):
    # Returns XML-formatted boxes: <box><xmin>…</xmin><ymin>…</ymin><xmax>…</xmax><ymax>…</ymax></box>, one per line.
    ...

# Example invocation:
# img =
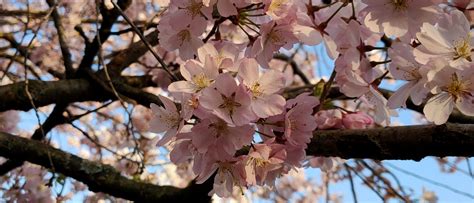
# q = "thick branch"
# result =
<box><xmin>75</xmin><ymin>0</ymin><xmax>132</xmax><ymax>74</ymax></box>
<box><xmin>105</xmin><ymin>29</ymin><xmax>159</xmax><ymax>75</ymax></box>
<box><xmin>1</xmin><ymin>123</ymin><xmax>473</xmax><ymax>200</ymax></box>
<box><xmin>0</xmin><ymin>76</ymin><xmax>155</xmax><ymax>112</ymax></box>
<box><xmin>307</xmin><ymin>123</ymin><xmax>474</xmax><ymax>161</ymax></box>
<box><xmin>46</xmin><ymin>0</ymin><xmax>74</xmax><ymax>77</ymax></box>
<box><xmin>0</xmin><ymin>132</ymin><xmax>213</xmax><ymax>202</ymax></box>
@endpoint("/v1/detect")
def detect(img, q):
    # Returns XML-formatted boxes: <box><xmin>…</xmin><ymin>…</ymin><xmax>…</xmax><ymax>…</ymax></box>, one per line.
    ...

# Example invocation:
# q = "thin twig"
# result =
<box><xmin>385</xmin><ymin>162</ymin><xmax>474</xmax><ymax>199</ymax></box>
<box><xmin>344</xmin><ymin>164</ymin><xmax>358</xmax><ymax>203</ymax></box>
<box><xmin>111</xmin><ymin>1</ymin><xmax>178</xmax><ymax>81</ymax></box>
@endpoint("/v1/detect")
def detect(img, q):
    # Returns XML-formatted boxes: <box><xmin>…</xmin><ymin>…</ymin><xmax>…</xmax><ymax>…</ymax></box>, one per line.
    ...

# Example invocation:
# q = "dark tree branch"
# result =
<box><xmin>0</xmin><ymin>123</ymin><xmax>473</xmax><ymax>200</ymax></box>
<box><xmin>307</xmin><ymin>123</ymin><xmax>474</xmax><ymax>161</ymax></box>
<box><xmin>273</xmin><ymin>53</ymin><xmax>311</xmax><ymax>85</ymax></box>
<box><xmin>104</xmin><ymin>30</ymin><xmax>159</xmax><ymax>76</ymax></box>
<box><xmin>0</xmin><ymin>76</ymin><xmax>156</xmax><ymax>112</ymax></box>
<box><xmin>0</xmin><ymin>104</ymin><xmax>68</xmax><ymax>175</ymax></box>
<box><xmin>0</xmin><ymin>132</ymin><xmax>213</xmax><ymax>202</ymax></box>
<box><xmin>75</xmin><ymin>0</ymin><xmax>132</xmax><ymax>75</ymax></box>
<box><xmin>46</xmin><ymin>0</ymin><xmax>75</xmax><ymax>78</ymax></box>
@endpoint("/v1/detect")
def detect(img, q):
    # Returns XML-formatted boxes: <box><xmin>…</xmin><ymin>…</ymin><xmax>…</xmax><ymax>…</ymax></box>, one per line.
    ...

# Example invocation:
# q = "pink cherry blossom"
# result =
<box><xmin>284</xmin><ymin>100</ymin><xmax>318</xmax><ymax>148</ymax></box>
<box><xmin>244</xmin><ymin>140</ymin><xmax>287</xmax><ymax>186</ymax></box>
<box><xmin>387</xmin><ymin>42</ymin><xmax>430</xmax><ymax>108</ymax></box>
<box><xmin>264</xmin><ymin>0</ymin><xmax>295</xmax><ymax>20</ymax></box>
<box><xmin>306</xmin><ymin>156</ymin><xmax>343</xmax><ymax>172</ymax></box>
<box><xmin>238</xmin><ymin>58</ymin><xmax>286</xmax><ymax>118</ymax></box>
<box><xmin>191</xmin><ymin>116</ymin><xmax>254</xmax><ymax>160</ymax></box>
<box><xmin>362</xmin><ymin>0</ymin><xmax>441</xmax><ymax>37</ymax></box>
<box><xmin>200</xmin><ymin>73</ymin><xmax>257</xmax><ymax>126</ymax></box>
<box><xmin>336</xmin><ymin>58</ymin><xmax>396</xmax><ymax>125</ymax></box>
<box><xmin>169</xmin><ymin>132</ymin><xmax>196</xmax><ymax>164</ymax></box>
<box><xmin>149</xmin><ymin>95</ymin><xmax>184</xmax><ymax>146</ymax></box>
<box><xmin>169</xmin><ymin>0</ymin><xmax>212</xmax><ymax>22</ymax></box>
<box><xmin>414</xmin><ymin>10</ymin><xmax>473</xmax><ymax>67</ymax></box>
<box><xmin>208</xmin><ymin>161</ymin><xmax>247</xmax><ymax>198</ymax></box>
<box><xmin>158</xmin><ymin>14</ymin><xmax>206</xmax><ymax>60</ymax></box>
<box><xmin>248</xmin><ymin>21</ymin><xmax>298</xmax><ymax>68</ymax></box>
<box><xmin>0</xmin><ymin>110</ymin><xmax>19</xmax><ymax>133</ymax></box>
<box><xmin>315</xmin><ymin>109</ymin><xmax>343</xmax><ymax>130</ymax></box>
<box><xmin>423</xmin><ymin>61</ymin><xmax>474</xmax><ymax>125</ymax></box>
<box><xmin>197</xmin><ymin>42</ymin><xmax>242</xmax><ymax>70</ymax></box>
<box><xmin>168</xmin><ymin>56</ymin><xmax>218</xmax><ymax>94</ymax></box>
<box><xmin>342</xmin><ymin>112</ymin><xmax>374</xmax><ymax>129</ymax></box>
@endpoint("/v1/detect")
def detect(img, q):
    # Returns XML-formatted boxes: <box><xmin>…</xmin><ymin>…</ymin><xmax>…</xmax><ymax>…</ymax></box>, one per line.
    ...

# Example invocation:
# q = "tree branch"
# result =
<box><xmin>307</xmin><ymin>123</ymin><xmax>474</xmax><ymax>161</ymax></box>
<box><xmin>0</xmin><ymin>132</ymin><xmax>213</xmax><ymax>202</ymax></box>
<box><xmin>0</xmin><ymin>76</ymin><xmax>155</xmax><ymax>112</ymax></box>
<box><xmin>46</xmin><ymin>0</ymin><xmax>74</xmax><ymax>78</ymax></box>
<box><xmin>75</xmin><ymin>0</ymin><xmax>132</xmax><ymax>75</ymax></box>
<box><xmin>273</xmin><ymin>53</ymin><xmax>311</xmax><ymax>85</ymax></box>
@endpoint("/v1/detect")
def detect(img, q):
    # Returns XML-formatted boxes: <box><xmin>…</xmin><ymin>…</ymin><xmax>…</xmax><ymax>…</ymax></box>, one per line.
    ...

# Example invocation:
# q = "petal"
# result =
<box><xmin>293</xmin><ymin>24</ymin><xmax>322</xmax><ymax>45</ymax></box>
<box><xmin>259</xmin><ymin>70</ymin><xmax>285</xmax><ymax>95</ymax></box>
<box><xmin>456</xmin><ymin>95</ymin><xmax>474</xmax><ymax>116</ymax></box>
<box><xmin>238</xmin><ymin>58</ymin><xmax>260</xmax><ymax>85</ymax></box>
<box><xmin>387</xmin><ymin>82</ymin><xmax>416</xmax><ymax>109</ymax></box>
<box><xmin>197</xmin><ymin>43</ymin><xmax>218</xmax><ymax>63</ymax></box>
<box><xmin>159</xmin><ymin>95</ymin><xmax>177</xmax><ymax>113</ymax></box>
<box><xmin>252</xmin><ymin>95</ymin><xmax>286</xmax><ymax>118</ymax></box>
<box><xmin>423</xmin><ymin>93</ymin><xmax>454</xmax><ymax>125</ymax></box>
<box><xmin>217</xmin><ymin>0</ymin><xmax>238</xmax><ymax>17</ymax></box>
<box><xmin>168</xmin><ymin>81</ymin><xmax>197</xmax><ymax>93</ymax></box>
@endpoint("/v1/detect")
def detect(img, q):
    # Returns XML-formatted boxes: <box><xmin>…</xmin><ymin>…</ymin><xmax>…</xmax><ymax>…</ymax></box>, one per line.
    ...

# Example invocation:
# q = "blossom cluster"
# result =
<box><xmin>148</xmin><ymin>0</ymin><xmax>474</xmax><ymax>197</ymax></box>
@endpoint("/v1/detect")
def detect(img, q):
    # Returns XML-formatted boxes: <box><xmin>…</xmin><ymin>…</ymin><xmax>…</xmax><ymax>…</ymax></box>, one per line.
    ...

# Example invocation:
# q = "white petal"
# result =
<box><xmin>423</xmin><ymin>93</ymin><xmax>454</xmax><ymax>125</ymax></box>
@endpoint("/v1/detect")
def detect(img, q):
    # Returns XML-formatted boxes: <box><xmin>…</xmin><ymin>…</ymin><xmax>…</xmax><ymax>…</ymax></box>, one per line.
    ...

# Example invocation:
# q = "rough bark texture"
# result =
<box><xmin>307</xmin><ymin>123</ymin><xmax>474</xmax><ymax>161</ymax></box>
<box><xmin>0</xmin><ymin>132</ymin><xmax>213</xmax><ymax>202</ymax></box>
<box><xmin>0</xmin><ymin>76</ymin><xmax>156</xmax><ymax>112</ymax></box>
<box><xmin>0</xmin><ymin>124</ymin><xmax>473</xmax><ymax>201</ymax></box>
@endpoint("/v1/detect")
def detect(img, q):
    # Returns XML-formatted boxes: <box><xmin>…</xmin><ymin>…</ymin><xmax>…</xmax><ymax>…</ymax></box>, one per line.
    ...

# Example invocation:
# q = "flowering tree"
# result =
<box><xmin>0</xmin><ymin>0</ymin><xmax>473</xmax><ymax>202</ymax></box>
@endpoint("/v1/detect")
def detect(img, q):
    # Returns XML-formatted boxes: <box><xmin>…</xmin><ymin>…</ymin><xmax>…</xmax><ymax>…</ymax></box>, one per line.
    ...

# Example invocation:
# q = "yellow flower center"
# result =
<box><xmin>177</xmin><ymin>30</ymin><xmax>191</xmax><ymax>45</ymax></box>
<box><xmin>269</xmin><ymin>0</ymin><xmax>285</xmax><ymax>12</ymax></box>
<box><xmin>445</xmin><ymin>74</ymin><xmax>471</xmax><ymax>100</ymax></box>
<box><xmin>396</xmin><ymin>66</ymin><xmax>421</xmax><ymax>81</ymax></box>
<box><xmin>184</xmin><ymin>1</ymin><xmax>203</xmax><ymax>18</ymax></box>
<box><xmin>268</xmin><ymin>30</ymin><xmax>283</xmax><ymax>44</ymax></box>
<box><xmin>187</xmin><ymin>96</ymin><xmax>199</xmax><ymax>109</ymax></box>
<box><xmin>453</xmin><ymin>37</ymin><xmax>472</xmax><ymax>62</ymax></box>
<box><xmin>250</xmin><ymin>82</ymin><xmax>263</xmax><ymax>98</ymax></box>
<box><xmin>192</xmin><ymin>73</ymin><xmax>211</xmax><ymax>91</ymax></box>
<box><xmin>219</xmin><ymin>92</ymin><xmax>242</xmax><ymax>115</ymax></box>
<box><xmin>160</xmin><ymin>113</ymin><xmax>180</xmax><ymax>128</ymax></box>
<box><xmin>390</xmin><ymin>0</ymin><xmax>409</xmax><ymax>11</ymax></box>
<box><xmin>211</xmin><ymin>119</ymin><xmax>229</xmax><ymax>137</ymax></box>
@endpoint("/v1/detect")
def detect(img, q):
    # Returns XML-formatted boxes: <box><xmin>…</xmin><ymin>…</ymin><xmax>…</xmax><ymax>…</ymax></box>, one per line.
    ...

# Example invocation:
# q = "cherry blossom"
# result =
<box><xmin>414</xmin><ymin>10</ymin><xmax>473</xmax><ymax>67</ymax></box>
<box><xmin>284</xmin><ymin>98</ymin><xmax>318</xmax><ymax>148</ymax></box>
<box><xmin>158</xmin><ymin>13</ymin><xmax>207</xmax><ymax>60</ymax></box>
<box><xmin>244</xmin><ymin>140</ymin><xmax>287</xmax><ymax>186</ymax></box>
<box><xmin>200</xmin><ymin>73</ymin><xmax>257</xmax><ymax>126</ymax></box>
<box><xmin>248</xmin><ymin>21</ymin><xmax>298</xmax><ymax>68</ymax></box>
<box><xmin>149</xmin><ymin>95</ymin><xmax>184</xmax><ymax>146</ymax></box>
<box><xmin>387</xmin><ymin>42</ymin><xmax>430</xmax><ymax>108</ymax></box>
<box><xmin>342</xmin><ymin>112</ymin><xmax>374</xmax><ymax>129</ymax></box>
<box><xmin>168</xmin><ymin>55</ymin><xmax>218</xmax><ymax>94</ymax></box>
<box><xmin>238</xmin><ymin>58</ymin><xmax>286</xmax><ymax>118</ymax></box>
<box><xmin>191</xmin><ymin>116</ymin><xmax>254</xmax><ymax>160</ymax></box>
<box><xmin>315</xmin><ymin>109</ymin><xmax>343</xmax><ymax>130</ymax></box>
<box><xmin>423</xmin><ymin>61</ymin><xmax>474</xmax><ymax>125</ymax></box>
<box><xmin>362</xmin><ymin>0</ymin><xmax>441</xmax><ymax>38</ymax></box>
<box><xmin>197</xmin><ymin>42</ymin><xmax>242</xmax><ymax>71</ymax></box>
<box><xmin>4</xmin><ymin>0</ymin><xmax>474</xmax><ymax>201</ymax></box>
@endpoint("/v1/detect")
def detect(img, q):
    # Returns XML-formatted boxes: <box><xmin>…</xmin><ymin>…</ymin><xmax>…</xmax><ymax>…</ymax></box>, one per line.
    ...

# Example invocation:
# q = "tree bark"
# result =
<box><xmin>0</xmin><ymin>123</ymin><xmax>473</xmax><ymax>201</ymax></box>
